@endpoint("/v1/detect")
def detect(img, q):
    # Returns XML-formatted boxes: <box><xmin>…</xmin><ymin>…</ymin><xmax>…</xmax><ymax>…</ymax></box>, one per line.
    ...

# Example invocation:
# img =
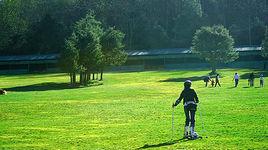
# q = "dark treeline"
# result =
<box><xmin>0</xmin><ymin>0</ymin><xmax>267</xmax><ymax>55</ymax></box>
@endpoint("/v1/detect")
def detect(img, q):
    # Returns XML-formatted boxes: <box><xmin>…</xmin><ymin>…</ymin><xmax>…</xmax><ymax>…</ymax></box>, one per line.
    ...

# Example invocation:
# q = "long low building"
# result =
<box><xmin>115</xmin><ymin>46</ymin><xmax>266</xmax><ymax>71</ymax></box>
<box><xmin>0</xmin><ymin>54</ymin><xmax>59</xmax><ymax>73</ymax></box>
<box><xmin>0</xmin><ymin>46</ymin><xmax>266</xmax><ymax>73</ymax></box>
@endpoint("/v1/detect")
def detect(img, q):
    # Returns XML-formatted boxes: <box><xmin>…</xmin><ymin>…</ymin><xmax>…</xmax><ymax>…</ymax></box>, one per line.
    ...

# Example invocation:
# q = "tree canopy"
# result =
<box><xmin>60</xmin><ymin>14</ymin><xmax>126</xmax><ymax>86</ymax></box>
<box><xmin>0</xmin><ymin>0</ymin><xmax>267</xmax><ymax>55</ymax></box>
<box><xmin>191</xmin><ymin>25</ymin><xmax>238</xmax><ymax>73</ymax></box>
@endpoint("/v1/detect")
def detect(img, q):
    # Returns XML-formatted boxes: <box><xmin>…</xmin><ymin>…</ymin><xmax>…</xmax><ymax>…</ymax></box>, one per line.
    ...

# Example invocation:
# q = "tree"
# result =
<box><xmin>100</xmin><ymin>27</ymin><xmax>127</xmax><ymax>80</ymax></box>
<box><xmin>59</xmin><ymin>35</ymin><xmax>79</xmax><ymax>87</ymax></box>
<box><xmin>172</xmin><ymin>0</ymin><xmax>202</xmax><ymax>47</ymax></box>
<box><xmin>191</xmin><ymin>25</ymin><xmax>238</xmax><ymax>73</ymax></box>
<box><xmin>261</xmin><ymin>26</ymin><xmax>268</xmax><ymax>69</ymax></box>
<box><xmin>74</xmin><ymin>13</ymin><xmax>103</xmax><ymax>84</ymax></box>
<box><xmin>1</xmin><ymin>0</ymin><xmax>268</xmax><ymax>56</ymax></box>
<box><xmin>60</xmin><ymin>13</ymin><xmax>104</xmax><ymax>86</ymax></box>
<box><xmin>0</xmin><ymin>0</ymin><xmax>27</xmax><ymax>55</ymax></box>
<box><xmin>26</xmin><ymin>14</ymin><xmax>66</xmax><ymax>54</ymax></box>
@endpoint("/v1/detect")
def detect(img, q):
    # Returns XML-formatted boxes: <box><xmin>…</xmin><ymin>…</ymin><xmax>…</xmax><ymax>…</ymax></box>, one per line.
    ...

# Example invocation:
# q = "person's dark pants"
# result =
<box><xmin>235</xmin><ymin>79</ymin><xmax>239</xmax><ymax>87</ymax></box>
<box><xmin>260</xmin><ymin>80</ymin><xmax>264</xmax><ymax>87</ymax></box>
<box><xmin>251</xmin><ymin>79</ymin><xmax>254</xmax><ymax>87</ymax></box>
<box><xmin>184</xmin><ymin>106</ymin><xmax>196</xmax><ymax>128</ymax></box>
<box><xmin>215</xmin><ymin>80</ymin><xmax>221</xmax><ymax>87</ymax></box>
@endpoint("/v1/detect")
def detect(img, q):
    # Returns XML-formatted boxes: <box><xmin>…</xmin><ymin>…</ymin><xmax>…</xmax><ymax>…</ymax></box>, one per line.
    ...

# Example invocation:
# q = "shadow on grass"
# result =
<box><xmin>5</xmin><ymin>82</ymin><xmax>74</xmax><ymax>92</ymax></box>
<box><xmin>5</xmin><ymin>82</ymin><xmax>103</xmax><ymax>92</ymax></box>
<box><xmin>136</xmin><ymin>138</ymin><xmax>190</xmax><ymax>149</ymax></box>
<box><xmin>240</xmin><ymin>71</ymin><xmax>268</xmax><ymax>79</ymax></box>
<box><xmin>159</xmin><ymin>76</ymin><xmax>204</xmax><ymax>83</ymax></box>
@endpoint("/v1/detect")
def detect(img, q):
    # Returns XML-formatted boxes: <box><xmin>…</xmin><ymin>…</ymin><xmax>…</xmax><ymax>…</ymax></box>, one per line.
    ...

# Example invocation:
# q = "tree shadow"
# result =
<box><xmin>240</xmin><ymin>71</ymin><xmax>268</xmax><ymax>79</ymax></box>
<box><xmin>136</xmin><ymin>138</ymin><xmax>191</xmax><ymax>149</ymax></box>
<box><xmin>5</xmin><ymin>82</ymin><xmax>75</xmax><ymax>92</ymax></box>
<box><xmin>159</xmin><ymin>76</ymin><xmax>204</xmax><ymax>83</ymax></box>
<box><xmin>5</xmin><ymin>80</ymin><xmax>104</xmax><ymax>92</ymax></box>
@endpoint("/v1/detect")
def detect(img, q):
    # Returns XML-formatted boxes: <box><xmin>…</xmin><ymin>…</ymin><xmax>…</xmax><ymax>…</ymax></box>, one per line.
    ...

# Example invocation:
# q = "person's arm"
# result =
<box><xmin>173</xmin><ymin>91</ymin><xmax>184</xmax><ymax>107</ymax></box>
<box><xmin>193</xmin><ymin>90</ymin><xmax>199</xmax><ymax>103</ymax></box>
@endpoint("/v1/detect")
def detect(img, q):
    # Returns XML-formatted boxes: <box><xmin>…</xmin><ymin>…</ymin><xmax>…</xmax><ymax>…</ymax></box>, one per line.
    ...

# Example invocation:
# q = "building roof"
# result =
<box><xmin>0</xmin><ymin>54</ymin><xmax>59</xmax><ymax>62</ymax></box>
<box><xmin>235</xmin><ymin>46</ymin><xmax>261</xmax><ymax>51</ymax></box>
<box><xmin>127</xmin><ymin>46</ymin><xmax>261</xmax><ymax>56</ymax></box>
<box><xmin>127</xmin><ymin>48</ymin><xmax>191</xmax><ymax>56</ymax></box>
<box><xmin>0</xmin><ymin>46</ymin><xmax>261</xmax><ymax>62</ymax></box>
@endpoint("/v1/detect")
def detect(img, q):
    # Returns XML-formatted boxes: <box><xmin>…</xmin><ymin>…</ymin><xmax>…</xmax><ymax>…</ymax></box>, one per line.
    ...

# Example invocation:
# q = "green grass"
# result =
<box><xmin>0</xmin><ymin>69</ymin><xmax>267</xmax><ymax>149</ymax></box>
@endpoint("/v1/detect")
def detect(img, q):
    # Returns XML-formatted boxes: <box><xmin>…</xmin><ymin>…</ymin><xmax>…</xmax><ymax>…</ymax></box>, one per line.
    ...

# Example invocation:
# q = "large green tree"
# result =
<box><xmin>191</xmin><ymin>25</ymin><xmax>238</xmax><ymax>73</ymax></box>
<box><xmin>71</xmin><ymin>14</ymin><xmax>103</xmax><ymax>85</ymax></box>
<box><xmin>100</xmin><ymin>27</ymin><xmax>127</xmax><ymax>80</ymax></box>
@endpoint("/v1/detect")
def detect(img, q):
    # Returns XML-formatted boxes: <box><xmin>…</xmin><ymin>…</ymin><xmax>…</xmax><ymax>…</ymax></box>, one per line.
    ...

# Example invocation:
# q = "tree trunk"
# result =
<box><xmin>70</xmin><ymin>73</ymin><xmax>73</xmax><ymax>86</ymax></box>
<box><xmin>100</xmin><ymin>70</ymin><xmax>103</xmax><ymax>81</ymax></box>
<box><xmin>86</xmin><ymin>73</ymin><xmax>90</xmax><ymax>82</ymax></box>
<box><xmin>80</xmin><ymin>72</ymin><xmax>83</xmax><ymax>85</ymax></box>
<box><xmin>83</xmin><ymin>73</ymin><xmax>87</xmax><ymax>86</ymax></box>
<box><xmin>89</xmin><ymin>73</ymin><xmax>91</xmax><ymax>81</ymax></box>
<box><xmin>211</xmin><ymin>63</ymin><xmax>217</xmax><ymax>74</ymax></box>
<box><xmin>93</xmin><ymin>73</ymin><xmax>95</xmax><ymax>80</ymax></box>
<box><xmin>72</xmin><ymin>72</ymin><xmax>76</xmax><ymax>87</ymax></box>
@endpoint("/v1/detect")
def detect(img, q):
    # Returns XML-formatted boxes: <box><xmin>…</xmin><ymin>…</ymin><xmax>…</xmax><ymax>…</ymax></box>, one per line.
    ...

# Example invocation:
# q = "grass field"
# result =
<box><xmin>0</xmin><ymin>69</ymin><xmax>267</xmax><ymax>149</ymax></box>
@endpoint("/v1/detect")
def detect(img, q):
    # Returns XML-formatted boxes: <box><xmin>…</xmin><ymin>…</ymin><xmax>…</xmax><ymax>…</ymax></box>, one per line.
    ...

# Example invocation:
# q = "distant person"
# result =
<box><xmin>260</xmin><ymin>73</ymin><xmax>264</xmax><ymax>87</ymax></box>
<box><xmin>172</xmin><ymin>80</ymin><xmax>199</xmax><ymax>139</ymax></box>
<box><xmin>0</xmin><ymin>89</ymin><xmax>7</xmax><ymax>95</ymax></box>
<box><xmin>203</xmin><ymin>76</ymin><xmax>211</xmax><ymax>87</ymax></box>
<box><xmin>211</xmin><ymin>79</ymin><xmax>215</xmax><ymax>87</ymax></box>
<box><xmin>215</xmin><ymin>74</ymin><xmax>221</xmax><ymax>87</ymax></box>
<box><xmin>233</xmin><ymin>73</ymin><xmax>239</xmax><ymax>87</ymax></box>
<box><xmin>249</xmin><ymin>72</ymin><xmax>254</xmax><ymax>87</ymax></box>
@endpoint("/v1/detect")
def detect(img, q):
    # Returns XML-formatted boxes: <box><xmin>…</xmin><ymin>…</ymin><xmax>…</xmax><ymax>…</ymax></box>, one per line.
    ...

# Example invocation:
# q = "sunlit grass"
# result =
<box><xmin>0</xmin><ymin>69</ymin><xmax>267</xmax><ymax>149</ymax></box>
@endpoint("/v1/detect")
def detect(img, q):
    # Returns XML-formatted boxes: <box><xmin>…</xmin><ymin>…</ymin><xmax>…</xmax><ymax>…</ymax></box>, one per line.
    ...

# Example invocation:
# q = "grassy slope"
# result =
<box><xmin>0</xmin><ymin>69</ymin><xmax>267</xmax><ymax>149</ymax></box>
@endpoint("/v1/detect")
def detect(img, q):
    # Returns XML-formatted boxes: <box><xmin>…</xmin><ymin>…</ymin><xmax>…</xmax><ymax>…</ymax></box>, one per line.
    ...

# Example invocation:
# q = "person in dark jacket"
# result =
<box><xmin>249</xmin><ymin>72</ymin><xmax>254</xmax><ymax>87</ymax></box>
<box><xmin>203</xmin><ymin>76</ymin><xmax>211</xmax><ymax>87</ymax></box>
<box><xmin>215</xmin><ymin>74</ymin><xmax>221</xmax><ymax>87</ymax></box>
<box><xmin>260</xmin><ymin>73</ymin><xmax>264</xmax><ymax>87</ymax></box>
<box><xmin>172</xmin><ymin>80</ymin><xmax>199</xmax><ymax>138</ymax></box>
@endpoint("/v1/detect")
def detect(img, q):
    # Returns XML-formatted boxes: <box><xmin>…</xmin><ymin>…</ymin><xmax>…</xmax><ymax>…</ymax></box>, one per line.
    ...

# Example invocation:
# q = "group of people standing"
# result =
<box><xmin>203</xmin><ymin>72</ymin><xmax>265</xmax><ymax>88</ymax></box>
<box><xmin>234</xmin><ymin>72</ymin><xmax>264</xmax><ymax>88</ymax></box>
<box><xmin>203</xmin><ymin>74</ymin><xmax>221</xmax><ymax>87</ymax></box>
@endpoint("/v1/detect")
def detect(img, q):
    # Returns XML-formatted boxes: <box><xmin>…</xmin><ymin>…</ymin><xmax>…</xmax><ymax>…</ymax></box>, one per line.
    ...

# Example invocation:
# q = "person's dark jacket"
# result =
<box><xmin>174</xmin><ymin>88</ymin><xmax>199</xmax><ymax>106</ymax></box>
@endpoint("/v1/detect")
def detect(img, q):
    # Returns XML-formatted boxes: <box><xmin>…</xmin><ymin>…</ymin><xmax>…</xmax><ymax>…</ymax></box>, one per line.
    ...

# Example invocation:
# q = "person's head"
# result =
<box><xmin>235</xmin><ymin>73</ymin><xmax>237</xmax><ymax>75</ymax></box>
<box><xmin>217</xmin><ymin>74</ymin><xmax>219</xmax><ymax>76</ymax></box>
<box><xmin>184</xmin><ymin>80</ymin><xmax>192</xmax><ymax>89</ymax></box>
